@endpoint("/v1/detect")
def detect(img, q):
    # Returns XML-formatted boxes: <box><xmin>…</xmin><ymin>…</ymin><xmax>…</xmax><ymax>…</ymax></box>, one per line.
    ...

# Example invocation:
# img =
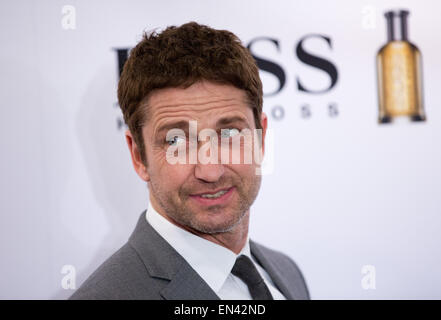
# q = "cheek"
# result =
<box><xmin>228</xmin><ymin>133</ymin><xmax>261</xmax><ymax>165</ymax></box>
<box><xmin>229</xmin><ymin>163</ymin><xmax>258</xmax><ymax>185</ymax></box>
<box><xmin>146</xmin><ymin>142</ymin><xmax>175</xmax><ymax>174</ymax></box>
<box><xmin>146</xmin><ymin>141</ymin><xmax>193</xmax><ymax>189</ymax></box>
<box><xmin>150</xmin><ymin>155</ymin><xmax>193</xmax><ymax>190</ymax></box>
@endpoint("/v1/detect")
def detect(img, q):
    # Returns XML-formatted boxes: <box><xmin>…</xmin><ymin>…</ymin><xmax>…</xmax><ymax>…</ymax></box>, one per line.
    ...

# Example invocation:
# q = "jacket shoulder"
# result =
<box><xmin>69</xmin><ymin>243</ymin><xmax>165</xmax><ymax>300</ymax></box>
<box><xmin>251</xmin><ymin>241</ymin><xmax>310</xmax><ymax>299</ymax></box>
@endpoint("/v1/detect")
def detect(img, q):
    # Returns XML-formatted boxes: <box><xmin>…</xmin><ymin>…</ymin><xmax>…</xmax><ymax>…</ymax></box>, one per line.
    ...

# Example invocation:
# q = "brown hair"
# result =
<box><xmin>117</xmin><ymin>21</ymin><xmax>263</xmax><ymax>165</ymax></box>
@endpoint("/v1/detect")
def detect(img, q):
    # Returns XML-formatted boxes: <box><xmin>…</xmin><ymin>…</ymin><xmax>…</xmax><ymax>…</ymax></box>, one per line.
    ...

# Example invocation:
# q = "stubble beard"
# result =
<box><xmin>149</xmin><ymin>175</ymin><xmax>262</xmax><ymax>235</ymax></box>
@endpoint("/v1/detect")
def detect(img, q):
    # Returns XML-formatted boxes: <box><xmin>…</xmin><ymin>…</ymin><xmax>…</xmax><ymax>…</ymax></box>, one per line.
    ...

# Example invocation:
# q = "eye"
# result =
<box><xmin>221</xmin><ymin>128</ymin><xmax>240</xmax><ymax>138</ymax></box>
<box><xmin>167</xmin><ymin>135</ymin><xmax>186</xmax><ymax>146</ymax></box>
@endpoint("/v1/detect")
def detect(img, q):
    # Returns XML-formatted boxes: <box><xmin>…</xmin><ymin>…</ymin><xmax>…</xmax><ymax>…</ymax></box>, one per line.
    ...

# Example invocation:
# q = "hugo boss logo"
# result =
<box><xmin>247</xmin><ymin>34</ymin><xmax>339</xmax><ymax>121</ymax></box>
<box><xmin>112</xmin><ymin>33</ymin><xmax>340</xmax><ymax>130</ymax></box>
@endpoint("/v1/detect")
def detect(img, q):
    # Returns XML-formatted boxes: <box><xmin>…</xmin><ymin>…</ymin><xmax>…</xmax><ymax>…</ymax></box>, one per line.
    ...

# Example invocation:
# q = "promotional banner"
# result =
<box><xmin>0</xmin><ymin>0</ymin><xmax>440</xmax><ymax>299</ymax></box>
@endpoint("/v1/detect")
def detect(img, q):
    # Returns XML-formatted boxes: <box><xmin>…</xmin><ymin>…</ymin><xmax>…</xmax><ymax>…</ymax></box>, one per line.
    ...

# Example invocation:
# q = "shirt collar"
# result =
<box><xmin>146</xmin><ymin>201</ymin><xmax>250</xmax><ymax>293</ymax></box>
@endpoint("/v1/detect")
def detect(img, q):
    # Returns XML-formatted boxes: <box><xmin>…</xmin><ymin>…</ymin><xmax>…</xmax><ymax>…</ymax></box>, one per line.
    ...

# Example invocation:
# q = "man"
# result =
<box><xmin>70</xmin><ymin>22</ymin><xmax>309</xmax><ymax>300</ymax></box>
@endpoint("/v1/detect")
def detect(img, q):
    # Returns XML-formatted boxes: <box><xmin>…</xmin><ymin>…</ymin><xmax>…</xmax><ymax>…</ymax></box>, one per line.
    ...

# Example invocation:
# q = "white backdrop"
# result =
<box><xmin>1</xmin><ymin>0</ymin><xmax>440</xmax><ymax>299</ymax></box>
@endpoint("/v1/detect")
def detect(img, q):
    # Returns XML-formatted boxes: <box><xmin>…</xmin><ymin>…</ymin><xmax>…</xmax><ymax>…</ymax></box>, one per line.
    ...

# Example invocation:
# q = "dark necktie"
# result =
<box><xmin>231</xmin><ymin>255</ymin><xmax>274</xmax><ymax>300</ymax></box>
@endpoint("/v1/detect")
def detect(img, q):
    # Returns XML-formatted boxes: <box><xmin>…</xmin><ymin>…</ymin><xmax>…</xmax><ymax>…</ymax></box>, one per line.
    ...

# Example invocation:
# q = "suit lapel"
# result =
<box><xmin>129</xmin><ymin>210</ymin><xmax>298</xmax><ymax>300</ymax></box>
<box><xmin>128</xmin><ymin>210</ymin><xmax>220</xmax><ymax>300</ymax></box>
<box><xmin>160</xmin><ymin>262</ymin><xmax>220</xmax><ymax>300</ymax></box>
<box><xmin>250</xmin><ymin>240</ymin><xmax>295</xmax><ymax>300</ymax></box>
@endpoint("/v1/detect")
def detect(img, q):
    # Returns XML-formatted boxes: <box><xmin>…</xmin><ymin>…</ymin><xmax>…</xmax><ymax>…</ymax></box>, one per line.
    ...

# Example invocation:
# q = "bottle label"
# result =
<box><xmin>380</xmin><ymin>42</ymin><xmax>419</xmax><ymax>116</ymax></box>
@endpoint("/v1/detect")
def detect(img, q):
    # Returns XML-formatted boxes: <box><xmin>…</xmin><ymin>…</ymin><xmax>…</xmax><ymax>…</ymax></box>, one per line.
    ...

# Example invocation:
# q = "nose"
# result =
<box><xmin>194</xmin><ymin>163</ymin><xmax>225</xmax><ymax>183</ymax></box>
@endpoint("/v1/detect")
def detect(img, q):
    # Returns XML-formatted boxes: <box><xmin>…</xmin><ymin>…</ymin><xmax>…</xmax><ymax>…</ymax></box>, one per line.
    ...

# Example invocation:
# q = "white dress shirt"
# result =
<box><xmin>145</xmin><ymin>201</ymin><xmax>286</xmax><ymax>300</ymax></box>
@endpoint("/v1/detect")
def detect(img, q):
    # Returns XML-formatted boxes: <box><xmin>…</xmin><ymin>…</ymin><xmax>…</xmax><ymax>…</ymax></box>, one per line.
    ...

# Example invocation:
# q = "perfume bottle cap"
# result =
<box><xmin>385</xmin><ymin>9</ymin><xmax>409</xmax><ymax>41</ymax></box>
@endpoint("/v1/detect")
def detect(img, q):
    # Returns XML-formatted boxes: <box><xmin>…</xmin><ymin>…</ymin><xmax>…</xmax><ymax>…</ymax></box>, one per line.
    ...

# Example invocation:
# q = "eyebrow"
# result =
<box><xmin>155</xmin><ymin>120</ymin><xmax>190</xmax><ymax>135</ymax></box>
<box><xmin>155</xmin><ymin>116</ymin><xmax>250</xmax><ymax>136</ymax></box>
<box><xmin>216</xmin><ymin>116</ymin><xmax>250</xmax><ymax>127</ymax></box>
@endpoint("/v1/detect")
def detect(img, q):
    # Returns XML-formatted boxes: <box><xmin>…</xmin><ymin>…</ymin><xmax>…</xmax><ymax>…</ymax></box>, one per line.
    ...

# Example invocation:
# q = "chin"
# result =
<box><xmin>190</xmin><ymin>211</ymin><xmax>243</xmax><ymax>234</ymax></box>
<box><xmin>192</xmin><ymin>223</ymin><xmax>235</xmax><ymax>234</ymax></box>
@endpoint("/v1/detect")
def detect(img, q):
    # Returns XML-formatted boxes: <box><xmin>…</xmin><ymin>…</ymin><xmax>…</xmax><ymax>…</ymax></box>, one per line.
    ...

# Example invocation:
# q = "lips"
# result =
<box><xmin>189</xmin><ymin>187</ymin><xmax>235</xmax><ymax>206</ymax></box>
<box><xmin>191</xmin><ymin>187</ymin><xmax>232</xmax><ymax>197</ymax></box>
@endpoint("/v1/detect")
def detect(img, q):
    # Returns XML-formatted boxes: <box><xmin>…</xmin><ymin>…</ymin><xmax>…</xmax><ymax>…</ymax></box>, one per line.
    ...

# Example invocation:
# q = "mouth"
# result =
<box><xmin>189</xmin><ymin>187</ymin><xmax>235</xmax><ymax>206</ymax></box>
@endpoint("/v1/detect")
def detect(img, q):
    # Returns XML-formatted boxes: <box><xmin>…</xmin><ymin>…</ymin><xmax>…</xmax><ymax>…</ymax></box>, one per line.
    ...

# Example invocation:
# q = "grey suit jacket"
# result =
<box><xmin>69</xmin><ymin>211</ymin><xmax>310</xmax><ymax>300</ymax></box>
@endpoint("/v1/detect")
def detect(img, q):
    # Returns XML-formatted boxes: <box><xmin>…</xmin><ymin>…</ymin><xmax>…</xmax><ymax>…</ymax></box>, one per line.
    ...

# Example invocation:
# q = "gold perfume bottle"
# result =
<box><xmin>376</xmin><ymin>10</ymin><xmax>426</xmax><ymax>123</ymax></box>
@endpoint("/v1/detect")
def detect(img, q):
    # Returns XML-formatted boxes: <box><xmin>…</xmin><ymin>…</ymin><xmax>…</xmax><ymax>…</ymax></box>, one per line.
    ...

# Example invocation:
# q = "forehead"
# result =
<box><xmin>148</xmin><ymin>81</ymin><xmax>247</xmax><ymax>107</ymax></box>
<box><xmin>145</xmin><ymin>81</ymin><xmax>252</xmax><ymax>126</ymax></box>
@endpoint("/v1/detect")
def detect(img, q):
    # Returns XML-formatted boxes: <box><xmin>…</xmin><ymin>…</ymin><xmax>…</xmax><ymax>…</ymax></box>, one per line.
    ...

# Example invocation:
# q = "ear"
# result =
<box><xmin>260</xmin><ymin>112</ymin><xmax>268</xmax><ymax>157</ymax></box>
<box><xmin>125</xmin><ymin>129</ymin><xmax>150</xmax><ymax>182</ymax></box>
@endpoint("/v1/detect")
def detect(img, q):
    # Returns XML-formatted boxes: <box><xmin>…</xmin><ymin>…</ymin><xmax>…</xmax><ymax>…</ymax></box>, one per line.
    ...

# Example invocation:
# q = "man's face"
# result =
<box><xmin>128</xmin><ymin>81</ymin><xmax>267</xmax><ymax>234</ymax></box>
